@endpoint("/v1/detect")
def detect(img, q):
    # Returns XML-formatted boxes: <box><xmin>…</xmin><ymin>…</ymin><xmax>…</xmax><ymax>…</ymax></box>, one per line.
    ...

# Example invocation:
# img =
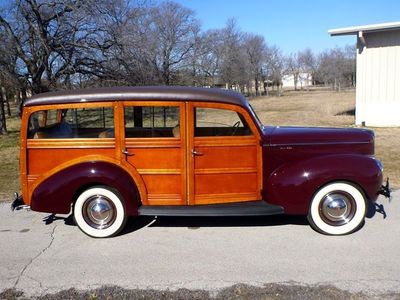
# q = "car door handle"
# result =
<box><xmin>122</xmin><ymin>149</ymin><xmax>134</xmax><ymax>156</ymax></box>
<box><xmin>191</xmin><ymin>149</ymin><xmax>203</xmax><ymax>157</ymax></box>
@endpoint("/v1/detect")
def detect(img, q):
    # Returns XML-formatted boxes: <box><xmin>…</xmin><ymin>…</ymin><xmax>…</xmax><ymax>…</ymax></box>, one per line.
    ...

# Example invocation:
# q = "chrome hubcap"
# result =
<box><xmin>319</xmin><ymin>191</ymin><xmax>356</xmax><ymax>226</ymax></box>
<box><xmin>82</xmin><ymin>195</ymin><xmax>116</xmax><ymax>229</ymax></box>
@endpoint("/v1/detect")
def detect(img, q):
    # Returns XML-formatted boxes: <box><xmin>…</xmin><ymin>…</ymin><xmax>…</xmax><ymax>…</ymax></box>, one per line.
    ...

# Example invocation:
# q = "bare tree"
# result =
<box><xmin>315</xmin><ymin>45</ymin><xmax>356</xmax><ymax>91</ymax></box>
<box><xmin>195</xmin><ymin>30</ymin><xmax>224</xmax><ymax>87</ymax></box>
<box><xmin>149</xmin><ymin>1</ymin><xmax>200</xmax><ymax>85</ymax></box>
<box><xmin>0</xmin><ymin>0</ymin><xmax>134</xmax><ymax>93</ymax></box>
<box><xmin>263</xmin><ymin>45</ymin><xmax>284</xmax><ymax>96</ymax></box>
<box><xmin>0</xmin><ymin>0</ymin><xmax>79</xmax><ymax>94</ymax></box>
<box><xmin>285</xmin><ymin>53</ymin><xmax>300</xmax><ymax>91</ymax></box>
<box><xmin>298</xmin><ymin>48</ymin><xmax>316</xmax><ymax>91</ymax></box>
<box><xmin>87</xmin><ymin>0</ymin><xmax>159</xmax><ymax>86</ymax></box>
<box><xmin>243</xmin><ymin>33</ymin><xmax>266</xmax><ymax>96</ymax></box>
<box><xmin>219</xmin><ymin>19</ymin><xmax>245</xmax><ymax>90</ymax></box>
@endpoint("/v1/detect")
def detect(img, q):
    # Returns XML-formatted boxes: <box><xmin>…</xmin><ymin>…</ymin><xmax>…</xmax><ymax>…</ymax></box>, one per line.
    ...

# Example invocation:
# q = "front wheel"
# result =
<box><xmin>308</xmin><ymin>182</ymin><xmax>366</xmax><ymax>235</ymax></box>
<box><xmin>74</xmin><ymin>186</ymin><xmax>127</xmax><ymax>238</ymax></box>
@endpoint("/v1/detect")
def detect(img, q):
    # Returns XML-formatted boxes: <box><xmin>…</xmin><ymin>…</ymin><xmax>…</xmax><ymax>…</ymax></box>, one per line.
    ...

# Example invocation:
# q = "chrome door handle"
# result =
<box><xmin>122</xmin><ymin>149</ymin><xmax>134</xmax><ymax>156</ymax></box>
<box><xmin>191</xmin><ymin>149</ymin><xmax>203</xmax><ymax>157</ymax></box>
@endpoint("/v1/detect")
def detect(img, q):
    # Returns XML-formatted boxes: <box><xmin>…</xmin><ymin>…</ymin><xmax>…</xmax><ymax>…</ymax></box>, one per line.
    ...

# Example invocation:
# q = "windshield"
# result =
<box><xmin>248</xmin><ymin>103</ymin><xmax>264</xmax><ymax>129</ymax></box>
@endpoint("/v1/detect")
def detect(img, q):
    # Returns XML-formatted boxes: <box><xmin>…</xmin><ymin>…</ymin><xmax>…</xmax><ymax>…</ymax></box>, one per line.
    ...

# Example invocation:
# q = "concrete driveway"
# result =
<box><xmin>0</xmin><ymin>192</ymin><xmax>399</xmax><ymax>298</ymax></box>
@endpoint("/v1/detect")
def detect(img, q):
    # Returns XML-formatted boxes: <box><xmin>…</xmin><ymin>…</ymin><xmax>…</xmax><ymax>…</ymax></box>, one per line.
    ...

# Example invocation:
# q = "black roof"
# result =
<box><xmin>24</xmin><ymin>86</ymin><xmax>249</xmax><ymax>108</ymax></box>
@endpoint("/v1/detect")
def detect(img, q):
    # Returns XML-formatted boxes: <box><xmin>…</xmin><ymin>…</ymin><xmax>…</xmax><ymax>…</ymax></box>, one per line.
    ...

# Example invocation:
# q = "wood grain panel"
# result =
<box><xmin>125</xmin><ymin>139</ymin><xmax>181</xmax><ymax>148</ymax></box>
<box><xmin>126</xmin><ymin>148</ymin><xmax>182</xmax><ymax>169</ymax></box>
<box><xmin>194</xmin><ymin>192</ymin><xmax>259</xmax><ymax>204</ymax></box>
<box><xmin>147</xmin><ymin>194</ymin><xmax>183</xmax><ymax>205</ymax></box>
<box><xmin>27</xmin><ymin>148</ymin><xmax>115</xmax><ymax>174</ymax></box>
<box><xmin>194</xmin><ymin>167</ymin><xmax>257</xmax><ymax>174</ymax></box>
<box><xmin>194</xmin><ymin>136</ymin><xmax>258</xmax><ymax>147</ymax></box>
<box><xmin>141</xmin><ymin>174</ymin><xmax>184</xmax><ymax>205</ymax></box>
<box><xmin>194</xmin><ymin>173</ymin><xmax>258</xmax><ymax>195</ymax></box>
<box><xmin>193</xmin><ymin>146</ymin><xmax>257</xmax><ymax>169</ymax></box>
<box><xmin>137</xmin><ymin>169</ymin><xmax>181</xmax><ymax>175</ymax></box>
<box><xmin>27</xmin><ymin>139</ymin><xmax>115</xmax><ymax>149</ymax></box>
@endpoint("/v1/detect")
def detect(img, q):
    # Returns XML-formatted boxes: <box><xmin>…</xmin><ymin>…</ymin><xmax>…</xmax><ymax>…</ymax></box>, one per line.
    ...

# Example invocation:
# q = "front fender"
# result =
<box><xmin>30</xmin><ymin>161</ymin><xmax>140</xmax><ymax>215</ymax></box>
<box><xmin>265</xmin><ymin>154</ymin><xmax>383</xmax><ymax>214</ymax></box>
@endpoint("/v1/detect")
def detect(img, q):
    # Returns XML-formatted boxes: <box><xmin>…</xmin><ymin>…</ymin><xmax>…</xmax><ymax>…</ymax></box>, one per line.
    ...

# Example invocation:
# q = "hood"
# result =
<box><xmin>266</xmin><ymin>126</ymin><xmax>374</xmax><ymax>146</ymax></box>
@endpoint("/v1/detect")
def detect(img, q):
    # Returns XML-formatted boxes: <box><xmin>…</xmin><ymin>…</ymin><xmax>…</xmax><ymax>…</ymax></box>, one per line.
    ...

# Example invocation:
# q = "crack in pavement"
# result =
<box><xmin>13</xmin><ymin>224</ymin><xmax>57</xmax><ymax>289</ymax></box>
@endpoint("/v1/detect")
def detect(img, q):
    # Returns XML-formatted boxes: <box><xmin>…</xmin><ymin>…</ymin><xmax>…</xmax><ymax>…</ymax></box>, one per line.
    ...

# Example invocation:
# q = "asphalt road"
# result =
<box><xmin>0</xmin><ymin>191</ymin><xmax>399</xmax><ymax>298</ymax></box>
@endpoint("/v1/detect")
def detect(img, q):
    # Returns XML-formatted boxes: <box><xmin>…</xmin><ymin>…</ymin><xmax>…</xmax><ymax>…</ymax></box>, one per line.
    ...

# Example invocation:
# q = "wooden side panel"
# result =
<box><xmin>27</xmin><ymin>147</ymin><xmax>115</xmax><ymax>175</ymax></box>
<box><xmin>192</xmin><ymin>144</ymin><xmax>260</xmax><ymax>204</ymax></box>
<box><xmin>193</xmin><ymin>144</ymin><xmax>257</xmax><ymax>169</ymax></box>
<box><xmin>125</xmin><ymin>146</ymin><xmax>185</xmax><ymax>205</ymax></box>
<box><xmin>188</xmin><ymin>102</ymin><xmax>263</xmax><ymax>205</ymax></box>
<box><xmin>123</xmin><ymin>101</ymin><xmax>186</xmax><ymax>206</ymax></box>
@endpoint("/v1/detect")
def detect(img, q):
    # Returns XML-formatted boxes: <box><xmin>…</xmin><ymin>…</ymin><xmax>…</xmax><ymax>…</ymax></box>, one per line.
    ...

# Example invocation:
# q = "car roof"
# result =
<box><xmin>24</xmin><ymin>86</ymin><xmax>249</xmax><ymax>108</ymax></box>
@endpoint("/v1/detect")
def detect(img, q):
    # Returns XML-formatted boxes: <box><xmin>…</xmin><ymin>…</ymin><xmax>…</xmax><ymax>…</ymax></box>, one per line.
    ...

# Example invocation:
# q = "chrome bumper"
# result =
<box><xmin>11</xmin><ymin>193</ymin><xmax>26</xmax><ymax>211</ymax></box>
<box><xmin>378</xmin><ymin>178</ymin><xmax>392</xmax><ymax>199</ymax></box>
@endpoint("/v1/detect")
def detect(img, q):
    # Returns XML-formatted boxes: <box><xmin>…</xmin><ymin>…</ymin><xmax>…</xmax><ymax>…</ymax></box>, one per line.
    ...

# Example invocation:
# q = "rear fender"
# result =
<box><xmin>30</xmin><ymin>160</ymin><xmax>141</xmax><ymax>215</ymax></box>
<box><xmin>265</xmin><ymin>154</ymin><xmax>383</xmax><ymax>214</ymax></box>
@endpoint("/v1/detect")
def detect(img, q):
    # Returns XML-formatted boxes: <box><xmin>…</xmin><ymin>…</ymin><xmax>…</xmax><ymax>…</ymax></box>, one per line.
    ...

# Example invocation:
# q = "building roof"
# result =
<box><xmin>24</xmin><ymin>86</ymin><xmax>249</xmax><ymax>108</ymax></box>
<box><xmin>329</xmin><ymin>21</ymin><xmax>400</xmax><ymax>36</ymax></box>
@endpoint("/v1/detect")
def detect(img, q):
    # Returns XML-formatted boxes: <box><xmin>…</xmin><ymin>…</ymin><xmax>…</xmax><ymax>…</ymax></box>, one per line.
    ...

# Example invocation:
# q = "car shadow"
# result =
<box><xmin>120</xmin><ymin>214</ymin><xmax>309</xmax><ymax>235</ymax></box>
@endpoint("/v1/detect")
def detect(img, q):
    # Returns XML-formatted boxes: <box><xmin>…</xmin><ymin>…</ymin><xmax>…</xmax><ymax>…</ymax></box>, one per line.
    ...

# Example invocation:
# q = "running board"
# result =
<box><xmin>138</xmin><ymin>201</ymin><xmax>284</xmax><ymax>217</ymax></box>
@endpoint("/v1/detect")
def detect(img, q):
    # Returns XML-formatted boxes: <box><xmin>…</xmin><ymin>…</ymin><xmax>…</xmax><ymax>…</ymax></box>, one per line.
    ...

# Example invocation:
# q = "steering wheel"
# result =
<box><xmin>231</xmin><ymin>121</ymin><xmax>240</xmax><ymax>136</ymax></box>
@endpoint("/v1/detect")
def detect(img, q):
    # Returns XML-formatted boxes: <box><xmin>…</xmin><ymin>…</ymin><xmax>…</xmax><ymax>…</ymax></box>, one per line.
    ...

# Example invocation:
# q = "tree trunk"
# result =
<box><xmin>1</xmin><ymin>87</ymin><xmax>11</xmax><ymax>116</ymax></box>
<box><xmin>254</xmin><ymin>76</ymin><xmax>259</xmax><ymax>97</ymax></box>
<box><xmin>0</xmin><ymin>87</ymin><xmax>7</xmax><ymax>134</ymax></box>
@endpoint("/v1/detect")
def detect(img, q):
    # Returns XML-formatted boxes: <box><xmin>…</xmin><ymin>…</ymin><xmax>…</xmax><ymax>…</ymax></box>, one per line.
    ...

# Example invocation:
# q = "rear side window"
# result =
<box><xmin>28</xmin><ymin>107</ymin><xmax>114</xmax><ymax>139</ymax></box>
<box><xmin>124</xmin><ymin>106</ymin><xmax>180</xmax><ymax>138</ymax></box>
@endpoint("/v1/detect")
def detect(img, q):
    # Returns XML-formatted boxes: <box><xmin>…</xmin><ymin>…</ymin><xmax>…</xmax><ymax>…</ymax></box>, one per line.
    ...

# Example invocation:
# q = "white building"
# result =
<box><xmin>329</xmin><ymin>22</ymin><xmax>400</xmax><ymax>127</ymax></box>
<box><xmin>282</xmin><ymin>73</ymin><xmax>312</xmax><ymax>89</ymax></box>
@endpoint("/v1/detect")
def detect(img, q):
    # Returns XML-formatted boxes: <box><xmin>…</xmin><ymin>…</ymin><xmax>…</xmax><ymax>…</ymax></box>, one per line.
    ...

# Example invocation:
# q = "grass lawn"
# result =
<box><xmin>0</xmin><ymin>88</ymin><xmax>398</xmax><ymax>202</ymax></box>
<box><xmin>0</xmin><ymin>114</ymin><xmax>20</xmax><ymax>201</ymax></box>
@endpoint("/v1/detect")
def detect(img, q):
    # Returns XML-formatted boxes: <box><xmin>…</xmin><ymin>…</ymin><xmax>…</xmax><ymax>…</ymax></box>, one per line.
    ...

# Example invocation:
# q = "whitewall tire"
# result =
<box><xmin>74</xmin><ymin>186</ymin><xmax>127</xmax><ymax>238</ymax></box>
<box><xmin>308</xmin><ymin>182</ymin><xmax>366</xmax><ymax>235</ymax></box>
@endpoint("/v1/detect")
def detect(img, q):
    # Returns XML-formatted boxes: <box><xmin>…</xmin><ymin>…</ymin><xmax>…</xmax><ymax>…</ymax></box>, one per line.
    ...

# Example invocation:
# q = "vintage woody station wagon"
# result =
<box><xmin>13</xmin><ymin>86</ymin><xmax>390</xmax><ymax>237</ymax></box>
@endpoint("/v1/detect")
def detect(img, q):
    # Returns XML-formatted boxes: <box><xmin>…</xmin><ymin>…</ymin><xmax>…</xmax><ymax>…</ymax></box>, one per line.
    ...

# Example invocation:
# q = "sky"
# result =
<box><xmin>175</xmin><ymin>0</ymin><xmax>400</xmax><ymax>55</ymax></box>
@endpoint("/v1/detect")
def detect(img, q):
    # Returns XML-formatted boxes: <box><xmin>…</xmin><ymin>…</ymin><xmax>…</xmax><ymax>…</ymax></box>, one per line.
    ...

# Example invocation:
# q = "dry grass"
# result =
<box><xmin>0</xmin><ymin>88</ymin><xmax>398</xmax><ymax>202</ymax></box>
<box><xmin>250</xmin><ymin>88</ymin><xmax>399</xmax><ymax>188</ymax></box>
<box><xmin>0</xmin><ymin>114</ymin><xmax>20</xmax><ymax>201</ymax></box>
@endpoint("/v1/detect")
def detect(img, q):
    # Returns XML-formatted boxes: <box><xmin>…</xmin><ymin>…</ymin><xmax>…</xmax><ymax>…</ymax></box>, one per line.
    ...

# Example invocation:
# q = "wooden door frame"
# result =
<box><xmin>120</xmin><ymin>101</ymin><xmax>187</xmax><ymax>205</ymax></box>
<box><xmin>186</xmin><ymin>102</ymin><xmax>263</xmax><ymax>205</ymax></box>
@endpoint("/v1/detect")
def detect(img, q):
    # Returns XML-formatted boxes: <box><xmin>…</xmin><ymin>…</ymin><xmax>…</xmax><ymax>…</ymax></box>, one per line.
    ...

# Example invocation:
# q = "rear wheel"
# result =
<box><xmin>74</xmin><ymin>186</ymin><xmax>127</xmax><ymax>238</ymax></box>
<box><xmin>308</xmin><ymin>182</ymin><xmax>366</xmax><ymax>235</ymax></box>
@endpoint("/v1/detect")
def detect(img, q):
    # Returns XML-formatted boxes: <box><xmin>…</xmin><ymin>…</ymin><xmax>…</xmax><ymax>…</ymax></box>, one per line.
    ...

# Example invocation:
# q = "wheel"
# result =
<box><xmin>74</xmin><ymin>186</ymin><xmax>127</xmax><ymax>238</ymax></box>
<box><xmin>308</xmin><ymin>182</ymin><xmax>366</xmax><ymax>235</ymax></box>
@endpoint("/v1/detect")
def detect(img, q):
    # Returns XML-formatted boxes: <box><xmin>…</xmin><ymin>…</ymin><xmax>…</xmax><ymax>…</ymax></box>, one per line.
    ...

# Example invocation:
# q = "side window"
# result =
<box><xmin>124</xmin><ymin>106</ymin><xmax>180</xmax><ymax>138</ymax></box>
<box><xmin>195</xmin><ymin>107</ymin><xmax>252</xmax><ymax>137</ymax></box>
<box><xmin>65</xmin><ymin>107</ymin><xmax>114</xmax><ymax>138</ymax></box>
<box><xmin>28</xmin><ymin>107</ymin><xmax>114</xmax><ymax>139</ymax></box>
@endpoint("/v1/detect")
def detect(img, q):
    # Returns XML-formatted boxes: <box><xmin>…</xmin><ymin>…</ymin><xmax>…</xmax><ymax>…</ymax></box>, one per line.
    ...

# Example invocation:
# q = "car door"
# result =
<box><xmin>121</xmin><ymin>101</ymin><xmax>187</xmax><ymax>205</ymax></box>
<box><xmin>187</xmin><ymin>102</ymin><xmax>262</xmax><ymax>205</ymax></box>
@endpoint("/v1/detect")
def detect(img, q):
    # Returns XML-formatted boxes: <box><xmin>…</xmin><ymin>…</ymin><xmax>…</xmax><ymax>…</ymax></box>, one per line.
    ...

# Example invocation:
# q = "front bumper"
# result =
<box><xmin>378</xmin><ymin>178</ymin><xmax>392</xmax><ymax>199</ymax></box>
